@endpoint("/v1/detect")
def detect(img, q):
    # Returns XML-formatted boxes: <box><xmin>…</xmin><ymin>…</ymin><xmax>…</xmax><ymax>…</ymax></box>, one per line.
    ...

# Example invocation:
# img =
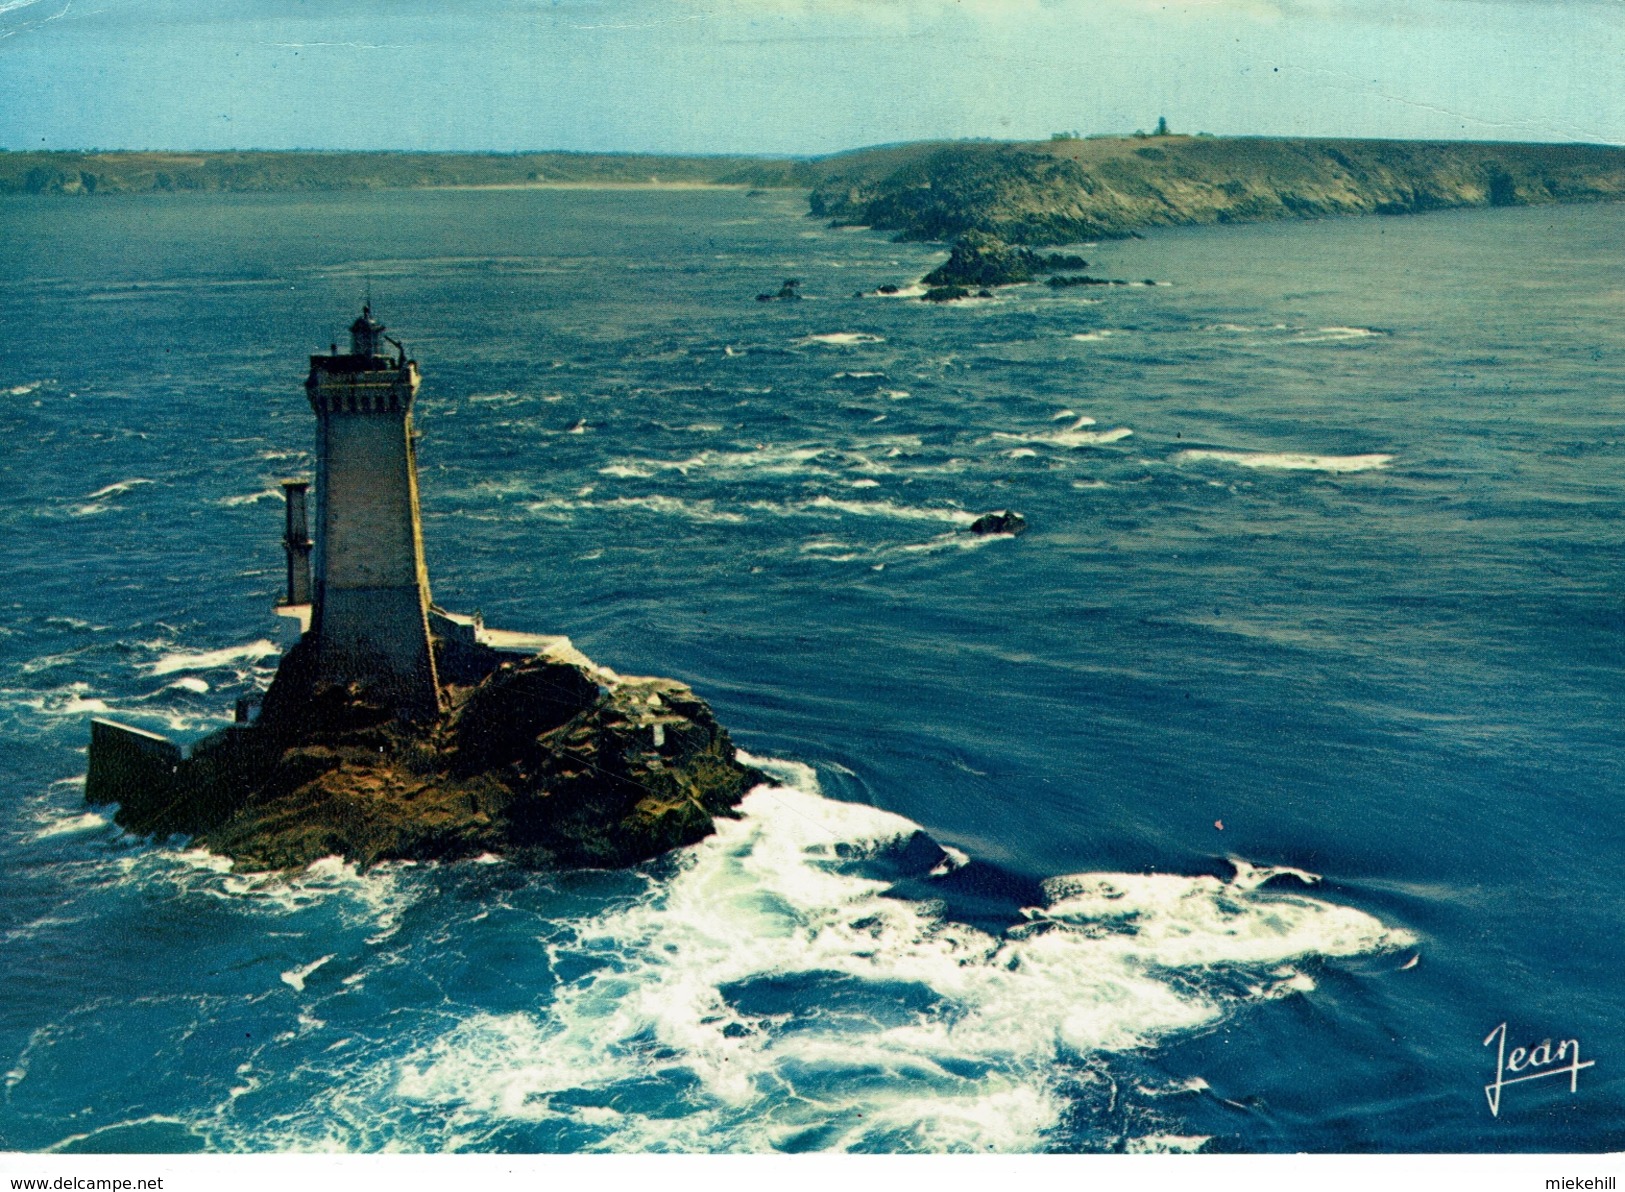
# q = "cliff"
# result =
<box><xmin>87</xmin><ymin>630</ymin><xmax>764</xmax><ymax>872</ymax></box>
<box><xmin>808</xmin><ymin>136</ymin><xmax>1625</xmax><ymax>244</ymax></box>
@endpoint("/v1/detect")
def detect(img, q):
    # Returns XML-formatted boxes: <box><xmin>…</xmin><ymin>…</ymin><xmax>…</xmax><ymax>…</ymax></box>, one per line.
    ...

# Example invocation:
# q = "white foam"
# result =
<box><xmin>281</xmin><ymin>954</ymin><xmax>336</xmax><ymax>993</ymax></box>
<box><xmin>863</xmin><ymin>285</ymin><xmax>927</xmax><ymax>299</ymax></box>
<box><xmin>1126</xmin><ymin>1134</ymin><xmax>1212</xmax><ymax>1153</ymax></box>
<box><xmin>147</xmin><ymin>852</ymin><xmax>418</xmax><ymax>944</ymax></box>
<box><xmin>147</xmin><ymin>640</ymin><xmax>279</xmax><ymax>676</ymax></box>
<box><xmin>897</xmin><ymin>532</ymin><xmax>998</xmax><ymax>555</ymax></box>
<box><xmin>2</xmin><ymin>682</ymin><xmax>111</xmax><ymax>719</ymax></box>
<box><xmin>388</xmin><ymin>763</ymin><xmax>1411</xmax><ymax>1152</ymax></box>
<box><xmin>604</xmin><ymin>496</ymin><xmax>746</xmax><ymax>524</ymax></box>
<box><xmin>526</xmin><ymin>493</ymin><xmax>751</xmax><ymax>525</ymax></box>
<box><xmin>1203</xmin><ymin>323</ymin><xmax>1380</xmax><ymax>345</ymax></box>
<box><xmin>1227</xmin><ymin>857</ymin><xmax>1320</xmax><ymax>890</ymax></box>
<box><xmin>1069</xmin><ymin>331</ymin><xmax>1116</xmax><ymax>342</ymax></box>
<box><xmin>990</xmin><ymin>416</ymin><xmax>1133</xmax><ymax>451</ymax></box>
<box><xmin>600</xmin><ymin>445</ymin><xmax>830</xmax><ymax>479</ymax></box>
<box><xmin>218</xmin><ymin>488</ymin><xmax>283</xmax><ymax>507</ymax></box>
<box><xmin>794</xmin><ymin>332</ymin><xmax>885</xmax><ymax>346</ymax></box>
<box><xmin>752</xmin><ymin>496</ymin><xmax>978</xmax><ymax>526</ymax></box>
<box><xmin>70</xmin><ymin>479</ymin><xmax>156</xmax><ymax>516</ymax></box>
<box><xmin>7</xmin><ymin>381</ymin><xmax>44</xmax><ymax>396</ymax></box>
<box><xmin>84</xmin><ymin>478</ymin><xmax>154</xmax><ymax>500</ymax></box>
<box><xmin>1175</xmin><ymin>450</ymin><xmax>1392</xmax><ymax>473</ymax></box>
<box><xmin>167</xmin><ymin>677</ymin><xmax>210</xmax><ymax>694</ymax></box>
<box><xmin>29</xmin><ymin>813</ymin><xmax>108</xmax><ymax>841</ymax></box>
<box><xmin>1292</xmin><ymin>326</ymin><xmax>1384</xmax><ymax>344</ymax></box>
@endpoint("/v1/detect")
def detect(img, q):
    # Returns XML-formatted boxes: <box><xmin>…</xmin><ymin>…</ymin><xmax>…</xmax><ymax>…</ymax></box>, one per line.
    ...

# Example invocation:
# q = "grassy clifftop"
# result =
<box><xmin>806</xmin><ymin>136</ymin><xmax>1625</xmax><ymax>243</ymax></box>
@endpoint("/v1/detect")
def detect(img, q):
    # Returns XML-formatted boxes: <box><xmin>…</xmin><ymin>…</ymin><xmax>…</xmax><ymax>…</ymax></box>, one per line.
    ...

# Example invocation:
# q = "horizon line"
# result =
<box><xmin>7</xmin><ymin>132</ymin><xmax>1625</xmax><ymax>158</ymax></box>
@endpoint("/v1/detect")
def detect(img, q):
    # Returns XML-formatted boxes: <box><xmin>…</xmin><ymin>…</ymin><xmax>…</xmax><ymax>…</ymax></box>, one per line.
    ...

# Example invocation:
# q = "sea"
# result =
<box><xmin>0</xmin><ymin>185</ymin><xmax>1621</xmax><ymax>1155</ymax></box>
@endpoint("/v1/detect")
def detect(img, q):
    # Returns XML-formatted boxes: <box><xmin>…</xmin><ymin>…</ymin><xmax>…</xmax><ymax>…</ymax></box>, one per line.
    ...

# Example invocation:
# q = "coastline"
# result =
<box><xmin>435</xmin><ymin>180</ymin><xmax>759</xmax><ymax>191</ymax></box>
<box><xmin>10</xmin><ymin>137</ymin><xmax>1625</xmax><ymax>249</ymax></box>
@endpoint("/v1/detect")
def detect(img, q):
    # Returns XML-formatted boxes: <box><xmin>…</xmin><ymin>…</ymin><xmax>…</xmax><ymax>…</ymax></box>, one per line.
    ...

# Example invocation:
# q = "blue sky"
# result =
<box><xmin>2</xmin><ymin>0</ymin><xmax>1621</xmax><ymax>153</ymax></box>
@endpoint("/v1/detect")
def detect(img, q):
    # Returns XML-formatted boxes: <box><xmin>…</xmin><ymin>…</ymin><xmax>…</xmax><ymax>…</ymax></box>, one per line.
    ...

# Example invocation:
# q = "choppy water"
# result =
<box><xmin>1</xmin><ymin>187</ymin><xmax>1622</xmax><ymax>1153</ymax></box>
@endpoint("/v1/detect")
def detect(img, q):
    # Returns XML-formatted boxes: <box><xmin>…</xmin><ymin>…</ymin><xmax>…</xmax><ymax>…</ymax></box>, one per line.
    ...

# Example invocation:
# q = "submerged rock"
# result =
<box><xmin>89</xmin><ymin>633</ymin><xmax>765</xmax><ymax>872</ymax></box>
<box><xmin>1045</xmin><ymin>274</ymin><xmax>1114</xmax><ymax>288</ymax></box>
<box><xmin>756</xmin><ymin>278</ymin><xmax>803</xmax><ymax>302</ymax></box>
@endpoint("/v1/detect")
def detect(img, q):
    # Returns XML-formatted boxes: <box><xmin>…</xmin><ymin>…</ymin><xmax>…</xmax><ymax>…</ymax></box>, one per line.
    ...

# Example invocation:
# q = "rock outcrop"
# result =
<box><xmin>88</xmin><ymin>628</ymin><xmax>764</xmax><ymax>872</ymax></box>
<box><xmin>969</xmin><ymin>510</ymin><xmax>1027</xmax><ymax>536</ymax></box>
<box><xmin>922</xmin><ymin>231</ymin><xmax>1043</xmax><ymax>287</ymax></box>
<box><xmin>756</xmin><ymin>278</ymin><xmax>803</xmax><ymax>302</ymax></box>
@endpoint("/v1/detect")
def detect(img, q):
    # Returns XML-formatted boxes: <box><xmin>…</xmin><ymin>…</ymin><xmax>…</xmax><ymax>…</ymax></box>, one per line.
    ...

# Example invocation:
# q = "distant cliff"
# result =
<box><xmin>0</xmin><ymin>149</ymin><xmax>785</xmax><ymax>196</ymax></box>
<box><xmin>10</xmin><ymin>137</ymin><xmax>1625</xmax><ymax>247</ymax></box>
<box><xmin>806</xmin><ymin>136</ymin><xmax>1625</xmax><ymax>244</ymax></box>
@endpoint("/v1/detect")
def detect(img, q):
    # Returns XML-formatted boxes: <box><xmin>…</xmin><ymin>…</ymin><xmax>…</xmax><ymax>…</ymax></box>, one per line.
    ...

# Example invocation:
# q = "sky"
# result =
<box><xmin>1</xmin><ymin>0</ymin><xmax>1621</xmax><ymax>154</ymax></box>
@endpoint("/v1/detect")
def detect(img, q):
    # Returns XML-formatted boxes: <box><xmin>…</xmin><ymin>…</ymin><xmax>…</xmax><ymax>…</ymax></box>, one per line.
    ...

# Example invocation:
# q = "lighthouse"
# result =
<box><xmin>303</xmin><ymin>305</ymin><xmax>440</xmax><ymax>719</ymax></box>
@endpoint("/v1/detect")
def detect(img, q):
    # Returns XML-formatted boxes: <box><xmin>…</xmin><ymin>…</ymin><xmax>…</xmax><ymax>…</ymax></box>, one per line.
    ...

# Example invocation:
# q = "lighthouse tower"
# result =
<box><xmin>304</xmin><ymin>305</ymin><xmax>440</xmax><ymax>719</ymax></box>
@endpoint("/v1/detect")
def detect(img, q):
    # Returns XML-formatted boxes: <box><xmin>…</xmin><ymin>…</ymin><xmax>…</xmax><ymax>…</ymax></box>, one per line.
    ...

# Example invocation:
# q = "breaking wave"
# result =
<box><xmin>749</xmin><ymin>496</ymin><xmax>978</xmax><ymax>526</ymax></box>
<box><xmin>145</xmin><ymin>758</ymin><xmax>1417</xmax><ymax>1154</ymax></box>
<box><xmin>146</xmin><ymin>641</ymin><xmax>281</xmax><ymax>676</ymax></box>
<box><xmin>1175</xmin><ymin>450</ymin><xmax>1393</xmax><ymax>473</ymax></box>
<box><xmin>989</xmin><ymin>416</ymin><xmax>1134</xmax><ymax>450</ymax></box>
<box><xmin>794</xmin><ymin>332</ymin><xmax>885</xmax><ymax>347</ymax></box>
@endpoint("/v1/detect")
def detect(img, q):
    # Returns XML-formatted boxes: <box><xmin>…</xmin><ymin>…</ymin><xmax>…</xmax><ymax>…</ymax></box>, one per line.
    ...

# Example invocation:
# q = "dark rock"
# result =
<box><xmin>877</xmin><ymin>284</ymin><xmax>899</xmax><ymax>294</ymax></box>
<box><xmin>92</xmin><ymin>639</ymin><xmax>766</xmax><ymax>873</ymax></box>
<box><xmin>1045</xmin><ymin>274</ymin><xmax>1113</xmax><ymax>288</ymax></box>
<box><xmin>923</xmin><ymin>230</ymin><xmax>1038</xmax><ymax>287</ymax></box>
<box><xmin>757</xmin><ymin>278</ymin><xmax>802</xmax><ymax>302</ymax></box>
<box><xmin>451</xmin><ymin>657</ymin><xmax>602</xmax><ymax>774</ymax></box>
<box><xmin>969</xmin><ymin>510</ymin><xmax>1028</xmax><ymax>536</ymax></box>
<box><xmin>922</xmin><ymin>285</ymin><xmax>970</xmax><ymax>303</ymax></box>
<box><xmin>1038</xmin><ymin>252</ymin><xmax>1089</xmax><ymax>271</ymax></box>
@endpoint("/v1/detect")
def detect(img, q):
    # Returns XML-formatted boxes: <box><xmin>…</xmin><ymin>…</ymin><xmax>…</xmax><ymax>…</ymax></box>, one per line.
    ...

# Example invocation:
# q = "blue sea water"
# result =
<box><xmin>0</xmin><ymin>186</ymin><xmax>1622</xmax><ymax>1154</ymax></box>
